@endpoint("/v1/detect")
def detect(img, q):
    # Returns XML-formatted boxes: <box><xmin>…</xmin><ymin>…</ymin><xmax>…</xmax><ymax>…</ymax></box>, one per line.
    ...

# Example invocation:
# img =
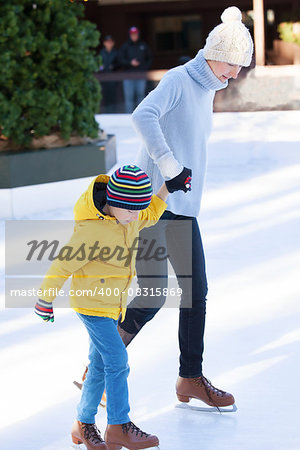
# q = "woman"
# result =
<box><xmin>118</xmin><ymin>6</ymin><xmax>254</xmax><ymax>409</ymax></box>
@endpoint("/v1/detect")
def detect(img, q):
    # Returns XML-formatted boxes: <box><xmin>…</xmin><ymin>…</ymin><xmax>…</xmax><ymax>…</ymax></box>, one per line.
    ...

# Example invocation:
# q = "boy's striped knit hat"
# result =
<box><xmin>106</xmin><ymin>165</ymin><xmax>152</xmax><ymax>210</ymax></box>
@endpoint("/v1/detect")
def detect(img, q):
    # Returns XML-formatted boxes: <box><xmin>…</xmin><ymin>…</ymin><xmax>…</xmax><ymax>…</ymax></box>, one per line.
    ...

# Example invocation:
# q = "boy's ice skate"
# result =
<box><xmin>71</xmin><ymin>420</ymin><xmax>108</xmax><ymax>449</ymax></box>
<box><xmin>176</xmin><ymin>375</ymin><xmax>237</xmax><ymax>413</ymax></box>
<box><xmin>105</xmin><ymin>421</ymin><xmax>159</xmax><ymax>450</ymax></box>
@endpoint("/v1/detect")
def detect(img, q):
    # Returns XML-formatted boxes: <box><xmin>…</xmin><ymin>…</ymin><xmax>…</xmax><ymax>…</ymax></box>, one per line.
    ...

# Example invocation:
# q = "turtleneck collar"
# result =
<box><xmin>185</xmin><ymin>49</ymin><xmax>228</xmax><ymax>91</ymax></box>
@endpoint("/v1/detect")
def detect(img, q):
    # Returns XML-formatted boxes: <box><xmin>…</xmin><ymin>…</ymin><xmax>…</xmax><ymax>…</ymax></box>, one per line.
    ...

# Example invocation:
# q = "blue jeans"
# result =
<box><xmin>123</xmin><ymin>79</ymin><xmax>146</xmax><ymax>113</ymax></box>
<box><xmin>76</xmin><ymin>314</ymin><xmax>130</xmax><ymax>425</ymax></box>
<box><xmin>119</xmin><ymin>211</ymin><xmax>208</xmax><ymax>377</ymax></box>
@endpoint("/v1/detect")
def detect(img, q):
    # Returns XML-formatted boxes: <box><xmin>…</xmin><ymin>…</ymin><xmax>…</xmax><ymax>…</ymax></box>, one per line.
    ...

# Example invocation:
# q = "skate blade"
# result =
<box><xmin>176</xmin><ymin>402</ymin><xmax>237</xmax><ymax>413</ymax></box>
<box><xmin>73</xmin><ymin>380</ymin><xmax>83</xmax><ymax>390</ymax></box>
<box><xmin>101</xmin><ymin>447</ymin><xmax>160</xmax><ymax>450</ymax></box>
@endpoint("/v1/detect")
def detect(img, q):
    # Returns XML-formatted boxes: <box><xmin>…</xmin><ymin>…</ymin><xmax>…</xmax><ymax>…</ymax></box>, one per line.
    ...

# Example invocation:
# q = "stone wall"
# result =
<box><xmin>214</xmin><ymin>64</ymin><xmax>300</xmax><ymax>112</ymax></box>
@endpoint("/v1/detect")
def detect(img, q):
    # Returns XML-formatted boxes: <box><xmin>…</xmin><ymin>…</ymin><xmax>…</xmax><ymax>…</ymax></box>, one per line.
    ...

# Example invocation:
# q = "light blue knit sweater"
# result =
<box><xmin>132</xmin><ymin>49</ymin><xmax>228</xmax><ymax>217</ymax></box>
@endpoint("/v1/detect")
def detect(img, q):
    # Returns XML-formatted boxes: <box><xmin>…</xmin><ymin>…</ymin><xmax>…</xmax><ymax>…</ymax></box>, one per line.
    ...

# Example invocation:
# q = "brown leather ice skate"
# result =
<box><xmin>105</xmin><ymin>421</ymin><xmax>159</xmax><ymax>450</ymax></box>
<box><xmin>71</xmin><ymin>420</ymin><xmax>108</xmax><ymax>449</ymax></box>
<box><xmin>176</xmin><ymin>375</ymin><xmax>235</xmax><ymax>407</ymax></box>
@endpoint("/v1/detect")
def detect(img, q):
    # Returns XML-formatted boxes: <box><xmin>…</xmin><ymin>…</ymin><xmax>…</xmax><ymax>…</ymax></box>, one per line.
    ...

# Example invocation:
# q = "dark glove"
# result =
<box><xmin>34</xmin><ymin>299</ymin><xmax>54</xmax><ymax>323</ymax></box>
<box><xmin>165</xmin><ymin>167</ymin><xmax>192</xmax><ymax>193</ymax></box>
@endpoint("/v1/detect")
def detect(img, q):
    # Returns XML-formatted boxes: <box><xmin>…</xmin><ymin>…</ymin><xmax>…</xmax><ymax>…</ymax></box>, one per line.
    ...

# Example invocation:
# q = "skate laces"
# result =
<box><xmin>194</xmin><ymin>376</ymin><xmax>226</xmax><ymax>398</ymax></box>
<box><xmin>81</xmin><ymin>423</ymin><xmax>104</xmax><ymax>443</ymax></box>
<box><xmin>122</xmin><ymin>421</ymin><xmax>150</xmax><ymax>437</ymax></box>
<box><xmin>193</xmin><ymin>376</ymin><xmax>227</xmax><ymax>413</ymax></box>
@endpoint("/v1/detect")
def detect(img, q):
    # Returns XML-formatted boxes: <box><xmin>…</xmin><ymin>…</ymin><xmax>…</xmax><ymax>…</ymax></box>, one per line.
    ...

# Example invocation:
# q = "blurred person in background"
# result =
<box><xmin>118</xmin><ymin>26</ymin><xmax>152</xmax><ymax>113</ymax></box>
<box><xmin>99</xmin><ymin>35</ymin><xmax>118</xmax><ymax>113</ymax></box>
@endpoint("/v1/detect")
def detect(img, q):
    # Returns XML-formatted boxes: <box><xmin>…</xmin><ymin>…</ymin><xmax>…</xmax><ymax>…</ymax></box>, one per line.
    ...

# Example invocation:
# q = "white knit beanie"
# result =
<box><xmin>203</xmin><ymin>6</ymin><xmax>253</xmax><ymax>67</ymax></box>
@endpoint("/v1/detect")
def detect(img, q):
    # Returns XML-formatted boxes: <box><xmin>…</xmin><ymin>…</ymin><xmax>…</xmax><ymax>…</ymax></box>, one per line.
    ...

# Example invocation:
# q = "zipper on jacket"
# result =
<box><xmin>120</xmin><ymin>225</ymin><xmax>134</xmax><ymax>310</ymax></box>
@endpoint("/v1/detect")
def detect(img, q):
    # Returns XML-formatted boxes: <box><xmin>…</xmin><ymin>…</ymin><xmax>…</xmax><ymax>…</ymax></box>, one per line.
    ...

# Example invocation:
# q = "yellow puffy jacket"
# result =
<box><xmin>39</xmin><ymin>174</ymin><xmax>167</xmax><ymax>320</ymax></box>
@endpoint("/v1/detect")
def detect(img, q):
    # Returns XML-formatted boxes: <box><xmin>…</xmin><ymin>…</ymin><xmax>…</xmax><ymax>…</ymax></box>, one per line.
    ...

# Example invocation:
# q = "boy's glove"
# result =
<box><xmin>34</xmin><ymin>299</ymin><xmax>54</xmax><ymax>323</ymax></box>
<box><xmin>165</xmin><ymin>167</ymin><xmax>192</xmax><ymax>193</ymax></box>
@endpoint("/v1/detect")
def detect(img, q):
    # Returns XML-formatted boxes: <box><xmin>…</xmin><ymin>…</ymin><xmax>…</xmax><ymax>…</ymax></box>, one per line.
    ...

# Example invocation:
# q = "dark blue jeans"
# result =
<box><xmin>123</xmin><ymin>79</ymin><xmax>146</xmax><ymax>113</ymax></box>
<box><xmin>119</xmin><ymin>210</ymin><xmax>208</xmax><ymax>377</ymax></box>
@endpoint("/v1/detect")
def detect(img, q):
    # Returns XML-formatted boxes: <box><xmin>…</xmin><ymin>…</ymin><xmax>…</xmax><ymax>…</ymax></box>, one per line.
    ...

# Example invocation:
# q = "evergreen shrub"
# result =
<box><xmin>0</xmin><ymin>0</ymin><xmax>101</xmax><ymax>148</ymax></box>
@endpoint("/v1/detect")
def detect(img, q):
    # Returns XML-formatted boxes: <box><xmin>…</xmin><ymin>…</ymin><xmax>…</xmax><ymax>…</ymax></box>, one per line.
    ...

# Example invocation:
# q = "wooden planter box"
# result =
<box><xmin>0</xmin><ymin>134</ymin><xmax>116</xmax><ymax>189</ymax></box>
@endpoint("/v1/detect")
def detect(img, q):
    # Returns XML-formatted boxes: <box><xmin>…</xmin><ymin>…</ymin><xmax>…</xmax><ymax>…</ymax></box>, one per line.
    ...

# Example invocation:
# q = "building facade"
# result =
<box><xmin>83</xmin><ymin>0</ymin><xmax>298</xmax><ymax>69</ymax></box>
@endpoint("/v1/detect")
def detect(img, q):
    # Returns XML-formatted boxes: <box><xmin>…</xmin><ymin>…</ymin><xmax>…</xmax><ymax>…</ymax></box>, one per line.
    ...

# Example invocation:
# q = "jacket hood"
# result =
<box><xmin>185</xmin><ymin>49</ymin><xmax>228</xmax><ymax>91</ymax></box>
<box><xmin>74</xmin><ymin>174</ymin><xmax>115</xmax><ymax>221</ymax></box>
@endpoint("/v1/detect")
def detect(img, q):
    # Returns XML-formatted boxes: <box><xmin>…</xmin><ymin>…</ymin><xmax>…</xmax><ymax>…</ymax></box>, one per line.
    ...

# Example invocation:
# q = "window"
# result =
<box><xmin>153</xmin><ymin>15</ymin><xmax>202</xmax><ymax>54</ymax></box>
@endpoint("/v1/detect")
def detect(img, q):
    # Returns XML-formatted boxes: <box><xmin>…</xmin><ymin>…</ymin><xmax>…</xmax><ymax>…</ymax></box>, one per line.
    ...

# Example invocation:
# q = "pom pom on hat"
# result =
<box><xmin>203</xmin><ymin>6</ymin><xmax>253</xmax><ymax>67</ymax></box>
<box><xmin>221</xmin><ymin>6</ymin><xmax>242</xmax><ymax>23</ymax></box>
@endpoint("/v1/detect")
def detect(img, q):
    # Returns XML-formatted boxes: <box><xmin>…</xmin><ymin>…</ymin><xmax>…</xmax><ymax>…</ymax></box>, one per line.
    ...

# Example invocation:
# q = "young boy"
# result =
<box><xmin>34</xmin><ymin>165</ymin><xmax>171</xmax><ymax>450</ymax></box>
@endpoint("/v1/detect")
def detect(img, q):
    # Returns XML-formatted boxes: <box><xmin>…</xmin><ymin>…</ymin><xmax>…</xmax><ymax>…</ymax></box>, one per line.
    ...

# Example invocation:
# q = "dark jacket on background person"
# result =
<box><xmin>99</xmin><ymin>48</ymin><xmax>119</xmax><ymax>72</ymax></box>
<box><xmin>118</xmin><ymin>38</ymin><xmax>152</xmax><ymax>71</ymax></box>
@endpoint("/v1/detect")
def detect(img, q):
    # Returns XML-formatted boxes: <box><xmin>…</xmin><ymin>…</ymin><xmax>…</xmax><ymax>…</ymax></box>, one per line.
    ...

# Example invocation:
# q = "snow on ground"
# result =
<box><xmin>0</xmin><ymin>111</ymin><xmax>300</xmax><ymax>450</ymax></box>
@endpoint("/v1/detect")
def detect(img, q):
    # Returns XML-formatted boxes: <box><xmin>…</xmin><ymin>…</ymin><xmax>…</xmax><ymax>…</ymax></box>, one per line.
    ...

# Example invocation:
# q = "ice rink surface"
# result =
<box><xmin>0</xmin><ymin>111</ymin><xmax>299</xmax><ymax>449</ymax></box>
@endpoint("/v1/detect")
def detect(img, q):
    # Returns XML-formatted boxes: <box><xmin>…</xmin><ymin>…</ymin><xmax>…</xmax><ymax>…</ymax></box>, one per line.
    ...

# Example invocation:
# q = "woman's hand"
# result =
<box><xmin>166</xmin><ymin>167</ymin><xmax>192</xmax><ymax>193</ymax></box>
